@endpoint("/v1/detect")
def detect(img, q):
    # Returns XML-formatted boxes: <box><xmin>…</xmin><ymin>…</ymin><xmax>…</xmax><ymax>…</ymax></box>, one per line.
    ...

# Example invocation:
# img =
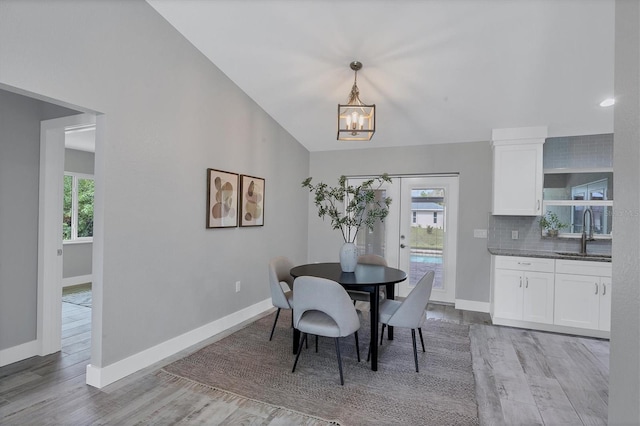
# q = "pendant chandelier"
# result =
<box><xmin>337</xmin><ymin>61</ymin><xmax>376</xmax><ymax>141</ymax></box>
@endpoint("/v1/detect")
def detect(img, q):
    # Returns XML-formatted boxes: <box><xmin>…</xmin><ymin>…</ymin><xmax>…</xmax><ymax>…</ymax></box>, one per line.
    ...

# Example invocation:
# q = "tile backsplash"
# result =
<box><xmin>486</xmin><ymin>214</ymin><xmax>612</xmax><ymax>254</ymax></box>
<box><xmin>543</xmin><ymin>133</ymin><xmax>613</xmax><ymax>169</ymax></box>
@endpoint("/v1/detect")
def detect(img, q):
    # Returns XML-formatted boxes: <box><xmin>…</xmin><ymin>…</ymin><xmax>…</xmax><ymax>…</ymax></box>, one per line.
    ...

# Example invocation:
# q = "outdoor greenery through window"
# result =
<box><xmin>63</xmin><ymin>173</ymin><xmax>94</xmax><ymax>241</ymax></box>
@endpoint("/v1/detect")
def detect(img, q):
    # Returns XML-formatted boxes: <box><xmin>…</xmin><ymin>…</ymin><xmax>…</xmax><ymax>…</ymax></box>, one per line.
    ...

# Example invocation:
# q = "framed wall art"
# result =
<box><xmin>240</xmin><ymin>174</ymin><xmax>265</xmax><ymax>227</ymax></box>
<box><xmin>207</xmin><ymin>168</ymin><xmax>239</xmax><ymax>228</ymax></box>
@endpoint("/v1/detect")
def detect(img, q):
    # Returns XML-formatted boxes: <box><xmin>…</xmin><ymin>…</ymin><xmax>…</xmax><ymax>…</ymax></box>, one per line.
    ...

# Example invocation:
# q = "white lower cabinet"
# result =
<box><xmin>554</xmin><ymin>260</ymin><xmax>612</xmax><ymax>332</ymax></box>
<box><xmin>492</xmin><ymin>255</ymin><xmax>612</xmax><ymax>337</ymax></box>
<box><xmin>493</xmin><ymin>256</ymin><xmax>555</xmax><ymax>324</ymax></box>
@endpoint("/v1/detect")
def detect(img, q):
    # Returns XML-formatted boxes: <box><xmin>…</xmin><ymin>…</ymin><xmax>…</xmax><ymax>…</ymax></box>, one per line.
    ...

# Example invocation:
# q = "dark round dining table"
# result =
<box><xmin>290</xmin><ymin>262</ymin><xmax>407</xmax><ymax>371</ymax></box>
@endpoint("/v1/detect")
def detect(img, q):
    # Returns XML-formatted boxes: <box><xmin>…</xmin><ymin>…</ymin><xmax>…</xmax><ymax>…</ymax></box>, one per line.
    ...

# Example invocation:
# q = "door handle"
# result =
<box><xmin>400</xmin><ymin>244</ymin><xmax>406</xmax><ymax>249</ymax></box>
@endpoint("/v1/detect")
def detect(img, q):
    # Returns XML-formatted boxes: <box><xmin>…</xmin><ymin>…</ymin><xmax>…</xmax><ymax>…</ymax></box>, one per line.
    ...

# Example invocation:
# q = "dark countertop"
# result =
<box><xmin>488</xmin><ymin>248</ymin><xmax>612</xmax><ymax>262</ymax></box>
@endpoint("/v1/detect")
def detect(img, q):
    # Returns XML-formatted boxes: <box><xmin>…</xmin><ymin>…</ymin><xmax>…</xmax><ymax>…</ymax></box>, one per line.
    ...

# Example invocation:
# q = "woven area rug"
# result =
<box><xmin>159</xmin><ymin>309</ymin><xmax>478</xmax><ymax>425</ymax></box>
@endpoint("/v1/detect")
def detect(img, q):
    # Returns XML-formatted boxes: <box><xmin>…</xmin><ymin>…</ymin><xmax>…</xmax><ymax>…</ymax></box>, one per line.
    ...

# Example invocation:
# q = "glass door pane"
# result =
<box><xmin>347</xmin><ymin>177</ymin><xmax>400</xmax><ymax>268</ymax></box>
<box><xmin>408</xmin><ymin>187</ymin><xmax>444</xmax><ymax>289</ymax></box>
<box><xmin>355</xmin><ymin>188</ymin><xmax>387</xmax><ymax>257</ymax></box>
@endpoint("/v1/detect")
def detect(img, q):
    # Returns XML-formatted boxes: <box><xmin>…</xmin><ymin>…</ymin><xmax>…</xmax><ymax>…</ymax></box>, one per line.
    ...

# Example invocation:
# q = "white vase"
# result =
<box><xmin>339</xmin><ymin>242</ymin><xmax>358</xmax><ymax>272</ymax></box>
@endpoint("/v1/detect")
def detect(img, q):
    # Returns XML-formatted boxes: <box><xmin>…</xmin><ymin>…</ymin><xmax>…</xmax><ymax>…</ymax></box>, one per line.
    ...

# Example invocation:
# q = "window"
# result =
<box><xmin>63</xmin><ymin>172</ymin><xmax>94</xmax><ymax>241</ymax></box>
<box><xmin>433</xmin><ymin>212</ymin><xmax>437</xmax><ymax>224</ymax></box>
<box><xmin>542</xmin><ymin>171</ymin><xmax>613</xmax><ymax>237</ymax></box>
<box><xmin>412</xmin><ymin>211</ymin><xmax>417</xmax><ymax>224</ymax></box>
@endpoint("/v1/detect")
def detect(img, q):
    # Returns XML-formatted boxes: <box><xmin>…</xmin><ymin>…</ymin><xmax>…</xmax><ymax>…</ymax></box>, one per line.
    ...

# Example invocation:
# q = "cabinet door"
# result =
<box><xmin>493</xmin><ymin>269</ymin><xmax>523</xmax><ymax>320</ymax></box>
<box><xmin>523</xmin><ymin>271</ymin><xmax>554</xmax><ymax>324</ymax></box>
<box><xmin>554</xmin><ymin>274</ymin><xmax>600</xmax><ymax>329</ymax></box>
<box><xmin>492</xmin><ymin>143</ymin><xmax>543</xmax><ymax>215</ymax></box>
<box><xmin>599</xmin><ymin>277</ymin><xmax>611</xmax><ymax>331</ymax></box>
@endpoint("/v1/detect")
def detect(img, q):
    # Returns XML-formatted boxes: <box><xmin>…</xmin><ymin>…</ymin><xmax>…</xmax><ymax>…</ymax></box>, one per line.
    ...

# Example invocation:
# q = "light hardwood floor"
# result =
<box><xmin>0</xmin><ymin>300</ymin><xmax>609</xmax><ymax>425</ymax></box>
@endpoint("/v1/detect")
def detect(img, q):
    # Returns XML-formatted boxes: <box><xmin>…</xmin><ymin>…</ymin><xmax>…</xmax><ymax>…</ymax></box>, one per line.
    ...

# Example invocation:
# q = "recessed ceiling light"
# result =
<box><xmin>600</xmin><ymin>98</ymin><xmax>615</xmax><ymax>107</ymax></box>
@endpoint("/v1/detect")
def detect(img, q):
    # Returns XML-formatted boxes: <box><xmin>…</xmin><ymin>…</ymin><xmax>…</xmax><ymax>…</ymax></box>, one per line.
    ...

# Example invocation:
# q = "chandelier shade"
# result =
<box><xmin>337</xmin><ymin>61</ymin><xmax>376</xmax><ymax>141</ymax></box>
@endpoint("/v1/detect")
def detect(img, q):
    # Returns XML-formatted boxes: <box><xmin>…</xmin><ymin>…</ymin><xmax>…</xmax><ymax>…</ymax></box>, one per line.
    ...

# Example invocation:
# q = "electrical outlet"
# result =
<box><xmin>512</xmin><ymin>230</ymin><xmax>519</xmax><ymax>240</ymax></box>
<box><xmin>473</xmin><ymin>229</ymin><xmax>487</xmax><ymax>238</ymax></box>
<box><xmin>235</xmin><ymin>281</ymin><xmax>241</xmax><ymax>292</ymax></box>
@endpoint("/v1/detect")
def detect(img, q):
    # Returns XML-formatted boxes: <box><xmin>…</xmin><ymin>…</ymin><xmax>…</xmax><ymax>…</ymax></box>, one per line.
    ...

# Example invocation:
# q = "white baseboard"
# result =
<box><xmin>491</xmin><ymin>316</ymin><xmax>610</xmax><ymax>339</ymax></box>
<box><xmin>0</xmin><ymin>339</ymin><xmax>39</xmax><ymax>367</ymax></box>
<box><xmin>86</xmin><ymin>298</ymin><xmax>273</xmax><ymax>389</ymax></box>
<box><xmin>62</xmin><ymin>274</ymin><xmax>93</xmax><ymax>288</ymax></box>
<box><xmin>455</xmin><ymin>299</ymin><xmax>490</xmax><ymax>313</ymax></box>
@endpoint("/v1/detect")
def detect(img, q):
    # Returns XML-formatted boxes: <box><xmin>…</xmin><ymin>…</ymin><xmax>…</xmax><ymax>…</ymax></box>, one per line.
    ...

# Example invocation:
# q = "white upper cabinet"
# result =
<box><xmin>491</xmin><ymin>126</ymin><xmax>547</xmax><ymax>216</ymax></box>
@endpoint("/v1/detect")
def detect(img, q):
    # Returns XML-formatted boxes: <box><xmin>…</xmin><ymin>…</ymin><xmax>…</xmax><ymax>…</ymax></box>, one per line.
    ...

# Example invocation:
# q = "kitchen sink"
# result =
<box><xmin>555</xmin><ymin>252</ymin><xmax>612</xmax><ymax>259</ymax></box>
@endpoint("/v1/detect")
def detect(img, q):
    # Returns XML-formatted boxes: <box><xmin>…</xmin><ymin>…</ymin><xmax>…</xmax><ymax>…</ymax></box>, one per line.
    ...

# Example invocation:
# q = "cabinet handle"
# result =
<box><xmin>537</xmin><ymin>200</ymin><xmax>540</xmax><ymax>211</ymax></box>
<box><xmin>602</xmin><ymin>283</ymin><xmax>606</xmax><ymax>296</ymax></box>
<box><xmin>526</xmin><ymin>277</ymin><xmax>529</xmax><ymax>289</ymax></box>
<box><xmin>595</xmin><ymin>283</ymin><xmax>598</xmax><ymax>295</ymax></box>
<box><xmin>518</xmin><ymin>262</ymin><xmax>531</xmax><ymax>266</ymax></box>
<box><xmin>519</xmin><ymin>277</ymin><xmax>522</xmax><ymax>288</ymax></box>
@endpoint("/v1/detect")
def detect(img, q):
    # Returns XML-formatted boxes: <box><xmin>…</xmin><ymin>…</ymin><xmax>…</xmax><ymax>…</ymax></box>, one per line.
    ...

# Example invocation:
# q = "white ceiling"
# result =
<box><xmin>147</xmin><ymin>0</ymin><xmax>615</xmax><ymax>152</ymax></box>
<box><xmin>65</xmin><ymin>126</ymin><xmax>96</xmax><ymax>152</ymax></box>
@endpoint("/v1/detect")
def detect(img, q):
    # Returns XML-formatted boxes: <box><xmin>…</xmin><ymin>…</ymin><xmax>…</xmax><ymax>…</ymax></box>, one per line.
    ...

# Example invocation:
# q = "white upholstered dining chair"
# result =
<box><xmin>268</xmin><ymin>256</ymin><xmax>295</xmax><ymax>341</ymax></box>
<box><xmin>376</xmin><ymin>270</ymin><xmax>435</xmax><ymax>372</ymax></box>
<box><xmin>291</xmin><ymin>275</ymin><xmax>361</xmax><ymax>385</ymax></box>
<box><xmin>346</xmin><ymin>254</ymin><xmax>388</xmax><ymax>304</ymax></box>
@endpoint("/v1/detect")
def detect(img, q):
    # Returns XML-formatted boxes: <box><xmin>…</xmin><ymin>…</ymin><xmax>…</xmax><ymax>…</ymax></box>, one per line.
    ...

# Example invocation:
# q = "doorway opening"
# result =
<box><xmin>60</xmin><ymin>123</ymin><xmax>95</xmax><ymax>360</ymax></box>
<box><xmin>38</xmin><ymin>109</ymin><xmax>103</xmax><ymax>383</ymax></box>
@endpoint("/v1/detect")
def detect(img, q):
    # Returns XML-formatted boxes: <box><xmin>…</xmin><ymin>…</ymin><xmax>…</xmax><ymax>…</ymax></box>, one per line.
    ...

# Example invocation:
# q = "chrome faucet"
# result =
<box><xmin>580</xmin><ymin>208</ymin><xmax>595</xmax><ymax>254</ymax></box>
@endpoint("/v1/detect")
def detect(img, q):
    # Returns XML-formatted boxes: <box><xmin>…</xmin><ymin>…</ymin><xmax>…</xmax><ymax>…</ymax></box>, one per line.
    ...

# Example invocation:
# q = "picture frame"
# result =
<box><xmin>240</xmin><ymin>174</ymin><xmax>265</xmax><ymax>227</ymax></box>
<box><xmin>207</xmin><ymin>168</ymin><xmax>239</xmax><ymax>228</ymax></box>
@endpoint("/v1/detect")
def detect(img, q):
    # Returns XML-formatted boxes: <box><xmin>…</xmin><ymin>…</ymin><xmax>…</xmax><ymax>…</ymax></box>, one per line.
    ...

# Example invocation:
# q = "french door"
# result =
<box><xmin>398</xmin><ymin>176</ymin><xmax>458</xmax><ymax>302</ymax></box>
<box><xmin>350</xmin><ymin>175</ymin><xmax>459</xmax><ymax>303</ymax></box>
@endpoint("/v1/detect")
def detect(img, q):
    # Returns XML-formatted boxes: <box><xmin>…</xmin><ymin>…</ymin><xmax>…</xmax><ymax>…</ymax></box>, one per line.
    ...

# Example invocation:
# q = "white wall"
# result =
<box><xmin>308</xmin><ymin>142</ymin><xmax>492</xmax><ymax>303</ymax></box>
<box><xmin>0</xmin><ymin>89</ymin><xmax>79</xmax><ymax>351</ymax></box>
<box><xmin>62</xmin><ymin>243</ymin><xmax>92</xmax><ymax>283</ymax></box>
<box><xmin>0</xmin><ymin>91</ymin><xmax>43</xmax><ymax>350</ymax></box>
<box><xmin>609</xmin><ymin>0</ymin><xmax>640</xmax><ymax>422</ymax></box>
<box><xmin>0</xmin><ymin>0</ymin><xmax>309</xmax><ymax>368</ymax></box>
<box><xmin>65</xmin><ymin>148</ymin><xmax>94</xmax><ymax>175</ymax></box>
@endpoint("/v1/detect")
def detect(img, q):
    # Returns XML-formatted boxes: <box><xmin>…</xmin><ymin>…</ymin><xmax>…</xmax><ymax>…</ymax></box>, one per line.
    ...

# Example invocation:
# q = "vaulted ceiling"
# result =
<box><xmin>147</xmin><ymin>0</ymin><xmax>615</xmax><ymax>152</ymax></box>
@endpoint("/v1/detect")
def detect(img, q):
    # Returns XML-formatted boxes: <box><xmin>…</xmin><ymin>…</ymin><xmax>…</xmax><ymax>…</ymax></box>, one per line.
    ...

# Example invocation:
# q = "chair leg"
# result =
<box><xmin>292</xmin><ymin>333</ymin><xmax>307</xmax><ymax>373</ymax></box>
<box><xmin>354</xmin><ymin>331</ymin><xmax>360</xmax><ymax>362</ymax></box>
<box><xmin>418</xmin><ymin>327</ymin><xmax>425</xmax><ymax>352</ymax></box>
<box><xmin>411</xmin><ymin>329</ymin><xmax>419</xmax><ymax>373</ymax></box>
<box><xmin>334</xmin><ymin>337</ymin><xmax>344</xmax><ymax>386</ymax></box>
<box><xmin>269</xmin><ymin>308</ymin><xmax>281</xmax><ymax>341</ymax></box>
<box><xmin>380</xmin><ymin>324</ymin><xmax>386</xmax><ymax>346</ymax></box>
